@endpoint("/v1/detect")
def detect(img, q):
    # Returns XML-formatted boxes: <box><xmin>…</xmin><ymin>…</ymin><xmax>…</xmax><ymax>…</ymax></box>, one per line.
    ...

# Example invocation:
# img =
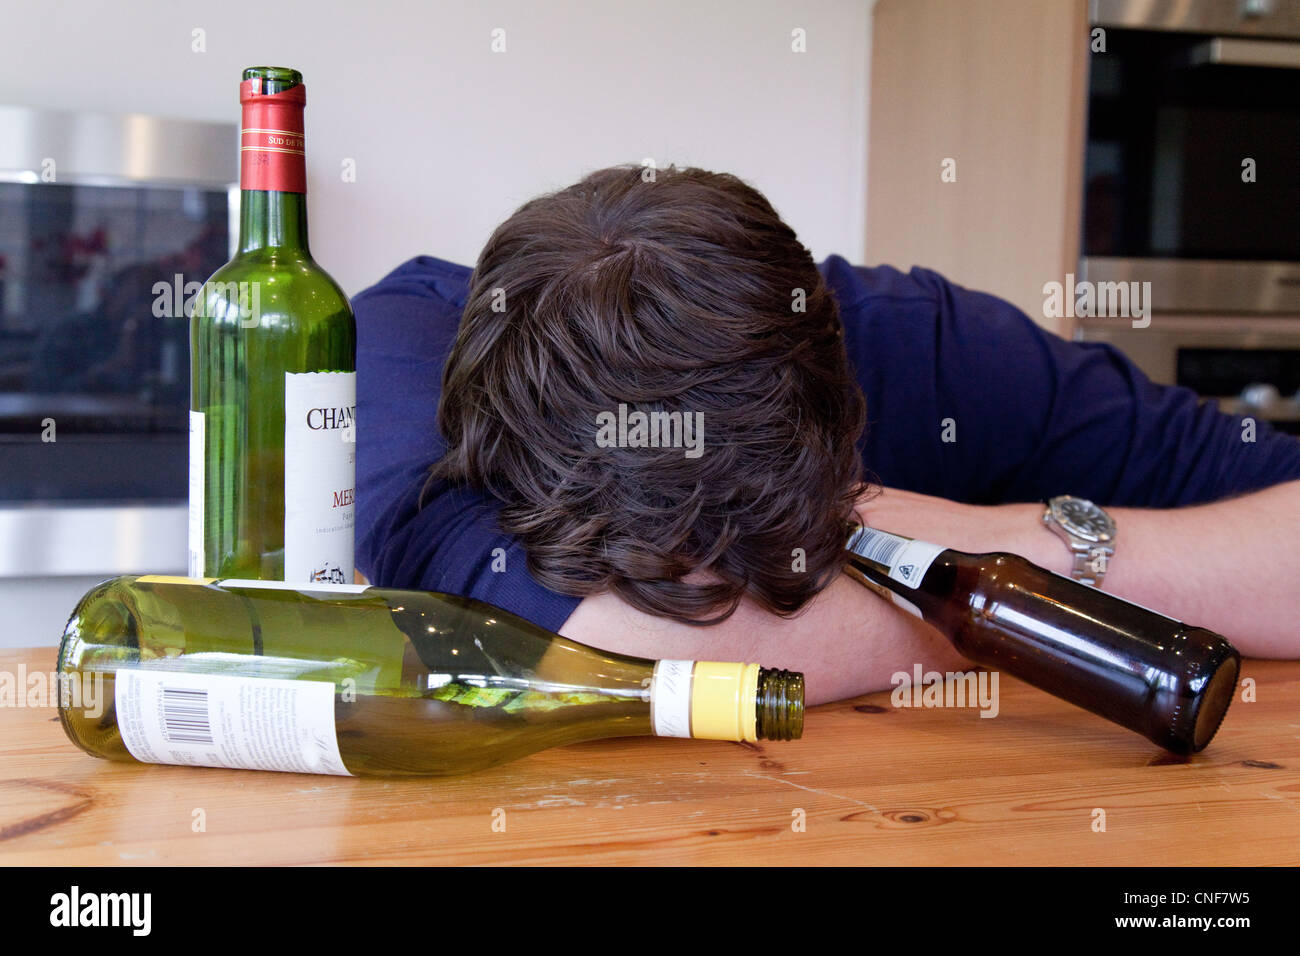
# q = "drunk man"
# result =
<box><xmin>354</xmin><ymin>165</ymin><xmax>1300</xmax><ymax>704</ymax></box>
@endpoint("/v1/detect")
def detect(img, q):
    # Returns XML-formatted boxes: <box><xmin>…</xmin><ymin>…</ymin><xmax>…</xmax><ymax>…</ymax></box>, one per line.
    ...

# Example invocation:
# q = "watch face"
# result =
<box><xmin>1053</xmin><ymin>497</ymin><xmax>1115</xmax><ymax>542</ymax></box>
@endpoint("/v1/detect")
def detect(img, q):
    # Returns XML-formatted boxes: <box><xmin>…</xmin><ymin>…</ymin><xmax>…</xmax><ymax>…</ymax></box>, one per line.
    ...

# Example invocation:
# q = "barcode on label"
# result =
<box><xmin>160</xmin><ymin>686</ymin><xmax>214</xmax><ymax>745</ymax></box>
<box><xmin>847</xmin><ymin>527</ymin><xmax>907</xmax><ymax>569</ymax></box>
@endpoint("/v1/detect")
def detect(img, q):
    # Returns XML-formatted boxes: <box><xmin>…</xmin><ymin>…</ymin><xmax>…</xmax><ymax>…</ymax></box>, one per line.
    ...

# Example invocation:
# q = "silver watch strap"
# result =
<box><xmin>1071</xmin><ymin>545</ymin><xmax>1110</xmax><ymax>587</ymax></box>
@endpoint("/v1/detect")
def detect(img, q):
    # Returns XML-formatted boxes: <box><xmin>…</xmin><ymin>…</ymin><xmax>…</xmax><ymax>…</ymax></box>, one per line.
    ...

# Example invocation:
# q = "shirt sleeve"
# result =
<box><xmin>363</xmin><ymin>472</ymin><xmax>582</xmax><ymax>636</ymax></box>
<box><xmin>912</xmin><ymin>267</ymin><xmax>1300</xmax><ymax>507</ymax></box>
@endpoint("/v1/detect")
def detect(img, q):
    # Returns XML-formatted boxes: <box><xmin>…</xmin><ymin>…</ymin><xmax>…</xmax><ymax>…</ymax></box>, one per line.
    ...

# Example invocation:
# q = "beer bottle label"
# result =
<box><xmin>846</xmin><ymin>526</ymin><xmax>945</xmax><ymax>590</ymax></box>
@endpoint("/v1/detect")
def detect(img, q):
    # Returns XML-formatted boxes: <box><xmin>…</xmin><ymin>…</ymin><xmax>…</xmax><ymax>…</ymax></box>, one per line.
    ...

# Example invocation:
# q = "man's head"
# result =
<box><xmin>434</xmin><ymin>164</ymin><xmax>866</xmax><ymax>623</ymax></box>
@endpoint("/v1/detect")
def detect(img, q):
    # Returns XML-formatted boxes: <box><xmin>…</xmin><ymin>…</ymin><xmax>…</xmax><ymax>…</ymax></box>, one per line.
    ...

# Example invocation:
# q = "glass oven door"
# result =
<box><xmin>1082</xmin><ymin>23</ymin><xmax>1300</xmax><ymax>312</ymax></box>
<box><xmin>0</xmin><ymin>179</ymin><xmax>230</xmax><ymax>501</ymax></box>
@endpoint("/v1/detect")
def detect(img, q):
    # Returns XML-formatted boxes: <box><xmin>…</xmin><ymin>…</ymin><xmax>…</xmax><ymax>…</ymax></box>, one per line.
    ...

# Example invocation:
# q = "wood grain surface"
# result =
<box><xmin>2</xmin><ymin>648</ymin><xmax>1297</xmax><ymax>865</ymax></box>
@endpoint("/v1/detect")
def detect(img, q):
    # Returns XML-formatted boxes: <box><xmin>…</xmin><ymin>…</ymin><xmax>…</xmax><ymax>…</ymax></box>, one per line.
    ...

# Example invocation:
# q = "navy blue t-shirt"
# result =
<box><xmin>354</xmin><ymin>254</ymin><xmax>1300</xmax><ymax>631</ymax></box>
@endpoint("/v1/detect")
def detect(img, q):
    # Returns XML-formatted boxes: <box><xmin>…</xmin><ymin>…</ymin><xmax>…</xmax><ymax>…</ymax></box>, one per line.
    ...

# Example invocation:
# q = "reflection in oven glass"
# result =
<box><xmin>0</xmin><ymin>180</ymin><xmax>229</xmax><ymax>500</ymax></box>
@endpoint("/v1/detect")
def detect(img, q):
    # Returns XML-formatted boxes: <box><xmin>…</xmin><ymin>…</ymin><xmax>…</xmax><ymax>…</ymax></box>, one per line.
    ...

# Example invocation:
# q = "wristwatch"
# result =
<box><xmin>1042</xmin><ymin>495</ymin><xmax>1116</xmax><ymax>588</ymax></box>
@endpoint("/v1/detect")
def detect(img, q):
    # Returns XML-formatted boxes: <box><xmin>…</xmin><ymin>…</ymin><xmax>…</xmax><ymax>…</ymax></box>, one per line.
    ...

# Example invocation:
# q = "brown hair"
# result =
<box><xmin>432</xmin><ymin>165</ymin><xmax>866</xmax><ymax>624</ymax></box>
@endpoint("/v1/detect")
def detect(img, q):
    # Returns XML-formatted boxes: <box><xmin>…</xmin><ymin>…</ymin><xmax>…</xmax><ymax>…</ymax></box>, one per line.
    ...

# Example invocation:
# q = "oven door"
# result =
<box><xmin>1082</xmin><ymin>6</ymin><xmax>1300</xmax><ymax>313</ymax></box>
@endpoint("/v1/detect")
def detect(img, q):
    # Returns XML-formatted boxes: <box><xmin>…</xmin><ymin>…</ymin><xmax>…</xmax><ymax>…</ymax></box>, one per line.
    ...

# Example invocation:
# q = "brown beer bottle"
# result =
<box><xmin>844</xmin><ymin>524</ymin><xmax>1241</xmax><ymax>753</ymax></box>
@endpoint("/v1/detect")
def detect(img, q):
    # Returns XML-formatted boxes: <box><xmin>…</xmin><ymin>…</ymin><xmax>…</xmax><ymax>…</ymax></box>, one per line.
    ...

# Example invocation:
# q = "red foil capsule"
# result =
<box><xmin>239</xmin><ymin>77</ymin><xmax>307</xmax><ymax>194</ymax></box>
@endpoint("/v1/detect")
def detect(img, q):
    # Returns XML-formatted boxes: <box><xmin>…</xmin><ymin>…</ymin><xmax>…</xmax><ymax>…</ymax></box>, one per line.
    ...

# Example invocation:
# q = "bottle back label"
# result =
<box><xmin>846</xmin><ymin>526</ymin><xmax>945</xmax><ymax>590</ymax></box>
<box><xmin>284</xmin><ymin>371</ymin><xmax>356</xmax><ymax>584</ymax></box>
<box><xmin>114</xmin><ymin>668</ymin><xmax>351</xmax><ymax>776</ymax></box>
<box><xmin>187</xmin><ymin>410</ymin><xmax>205</xmax><ymax>578</ymax></box>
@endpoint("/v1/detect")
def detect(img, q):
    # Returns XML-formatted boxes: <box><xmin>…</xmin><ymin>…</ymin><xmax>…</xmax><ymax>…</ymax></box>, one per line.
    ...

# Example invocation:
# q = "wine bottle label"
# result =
<box><xmin>650</xmin><ymin>659</ymin><xmax>694</xmax><ymax>738</ymax></box>
<box><xmin>114</xmin><ymin>668</ymin><xmax>350</xmax><ymax>776</ymax></box>
<box><xmin>187</xmin><ymin>410</ymin><xmax>205</xmax><ymax>578</ymax></box>
<box><xmin>283</xmin><ymin>371</ymin><xmax>356</xmax><ymax>585</ymax></box>
<box><xmin>846</xmin><ymin>526</ymin><xmax>944</xmax><ymax>590</ymax></box>
<box><xmin>136</xmin><ymin>576</ymin><xmax>369</xmax><ymax>594</ymax></box>
<box><xmin>220</xmin><ymin>577</ymin><xmax>370</xmax><ymax>595</ymax></box>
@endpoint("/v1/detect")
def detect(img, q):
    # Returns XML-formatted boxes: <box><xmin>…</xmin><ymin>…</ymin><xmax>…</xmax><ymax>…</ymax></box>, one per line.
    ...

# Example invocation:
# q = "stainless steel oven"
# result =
<box><xmin>1080</xmin><ymin>315</ymin><xmax>1300</xmax><ymax>433</ymax></box>
<box><xmin>1082</xmin><ymin>0</ymin><xmax>1300</xmax><ymax>313</ymax></box>
<box><xmin>0</xmin><ymin>105</ymin><xmax>236</xmax><ymax>576</ymax></box>
<box><xmin>1079</xmin><ymin>1</ymin><xmax>1300</xmax><ymax>434</ymax></box>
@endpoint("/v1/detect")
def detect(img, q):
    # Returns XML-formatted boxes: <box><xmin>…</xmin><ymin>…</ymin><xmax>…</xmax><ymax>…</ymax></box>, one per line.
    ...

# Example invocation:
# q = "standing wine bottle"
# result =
<box><xmin>57</xmin><ymin>576</ymin><xmax>803</xmax><ymax>777</ymax></box>
<box><xmin>190</xmin><ymin>66</ymin><xmax>355</xmax><ymax>583</ymax></box>
<box><xmin>844</xmin><ymin>524</ymin><xmax>1240</xmax><ymax>754</ymax></box>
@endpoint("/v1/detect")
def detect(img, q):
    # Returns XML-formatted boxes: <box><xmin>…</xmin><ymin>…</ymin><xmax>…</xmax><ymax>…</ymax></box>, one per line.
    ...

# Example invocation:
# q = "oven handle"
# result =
<box><xmin>1191</xmin><ymin>37</ymin><xmax>1300</xmax><ymax>69</ymax></box>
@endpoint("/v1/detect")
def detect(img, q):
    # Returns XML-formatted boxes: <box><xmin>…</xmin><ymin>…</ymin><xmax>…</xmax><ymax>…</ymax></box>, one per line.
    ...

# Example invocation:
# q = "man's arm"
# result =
<box><xmin>561</xmin><ymin>481</ymin><xmax>1300</xmax><ymax>704</ymax></box>
<box><xmin>561</xmin><ymin>568</ymin><xmax>967</xmax><ymax>707</ymax></box>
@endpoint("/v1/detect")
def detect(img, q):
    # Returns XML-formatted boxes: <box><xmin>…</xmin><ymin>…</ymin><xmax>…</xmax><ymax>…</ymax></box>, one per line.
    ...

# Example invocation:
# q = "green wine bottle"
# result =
<box><xmin>57</xmin><ymin>576</ymin><xmax>804</xmax><ymax>777</ymax></box>
<box><xmin>189</xmin><ymin>66</ymin><xmax>356</xmax><ymax>584</ymax></box>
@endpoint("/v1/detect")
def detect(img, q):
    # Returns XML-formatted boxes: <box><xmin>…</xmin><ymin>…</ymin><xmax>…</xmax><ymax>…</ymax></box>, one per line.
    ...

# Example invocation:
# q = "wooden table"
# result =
<box><xmin>3</xmin><ymin>647</ymin><xmax>1297</xmax><ymax>865</ymax></box>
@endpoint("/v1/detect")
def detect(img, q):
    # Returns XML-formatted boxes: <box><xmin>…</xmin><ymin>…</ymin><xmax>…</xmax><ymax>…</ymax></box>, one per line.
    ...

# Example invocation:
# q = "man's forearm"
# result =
<box><xmin>857</xmin><ymin>480</ymin><xmax>1300</xmax><ymax>658</ymax></box>
<box><xmin>560</xmin><ymin>574</ymin><xmax>967</xmax><ymax>706</ymax></box>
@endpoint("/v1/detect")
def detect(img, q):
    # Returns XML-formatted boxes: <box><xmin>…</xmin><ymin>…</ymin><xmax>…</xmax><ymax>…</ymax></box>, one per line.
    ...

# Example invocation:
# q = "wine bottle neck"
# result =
<box><xmin>756</xmin><ymin>667</ymin><xmax>804</xmax><ymax>741</ymax></box>
<box><xmin>238</xmin><ymin>68</ymin><xmax>309</xmax><ymax>255</ymax></box>
<box><xmin>238</xmin><ymin>191</ymin><xmax>310</xmax><ymax>254</ymax></box>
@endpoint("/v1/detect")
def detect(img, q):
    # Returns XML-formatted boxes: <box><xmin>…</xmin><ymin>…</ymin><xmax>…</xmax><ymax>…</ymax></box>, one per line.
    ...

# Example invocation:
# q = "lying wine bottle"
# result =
<box><xmin>844</xmin><ymin>524</ymin><xmax>1240</xmax><ymax>754</ymax></box>
<box><xmin>57</xmin><ymin>576</ymin><xmax>803</xmax><ymax>777</ymax></box>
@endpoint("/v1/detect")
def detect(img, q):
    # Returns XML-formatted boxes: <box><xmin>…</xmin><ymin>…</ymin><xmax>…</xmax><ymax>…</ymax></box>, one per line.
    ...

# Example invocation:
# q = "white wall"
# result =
<box><xmin>0</xmin><ymin>0</ymin><xmax>873</xmax><ymax>647</ymax></box>
<box><xmin>0</xmin><ymin>0</ymin><xmax>871</xmax><ymax>295</ymax></box>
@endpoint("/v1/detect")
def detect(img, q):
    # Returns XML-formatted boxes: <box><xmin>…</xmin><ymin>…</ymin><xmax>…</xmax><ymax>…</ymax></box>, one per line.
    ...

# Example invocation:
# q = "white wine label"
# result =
<box><xmin>650</xmin><ymin>659</ymin><xmax>694</xmax><ymax>738</ymax></box>
<box><xmin>115</xmin><ymin>668</ymin><xmax>351</xmax><ymax>776</ymax></box>
<box><xmin>284</xmin><ymin>371</ymin><xmax>356</xmax><ymax>585</ymax></box>
<box><xmin>218</xmin><ymin>578</ymin><xmax>370</xmax><ymax>594</ymax></box>
<box><xmin>187</xmin><ymin>410</ymin><xmax>205</xmax><ymax>579</ymax></box>
<box><xmin>847</xmin><ymin>526</ymin><xmax>945</xmax><ymax>590</ymax></box>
